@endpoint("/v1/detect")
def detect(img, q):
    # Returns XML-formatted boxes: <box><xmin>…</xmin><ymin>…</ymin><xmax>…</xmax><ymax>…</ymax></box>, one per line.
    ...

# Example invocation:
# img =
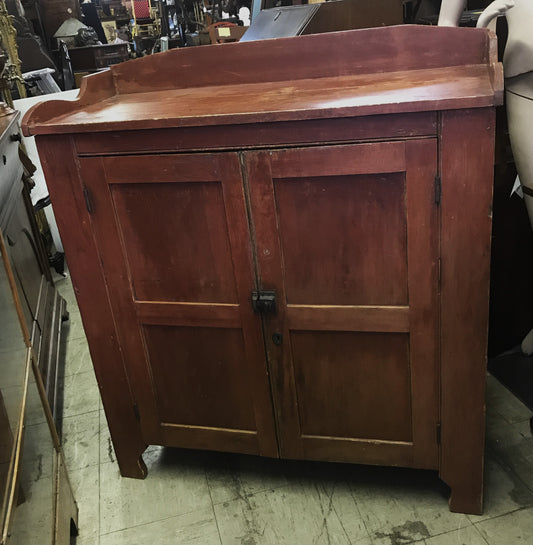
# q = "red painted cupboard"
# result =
<box><xmin>23</xmin><ymin>25</ymin><xmax>503</xmax><ymax>514</ymax></box>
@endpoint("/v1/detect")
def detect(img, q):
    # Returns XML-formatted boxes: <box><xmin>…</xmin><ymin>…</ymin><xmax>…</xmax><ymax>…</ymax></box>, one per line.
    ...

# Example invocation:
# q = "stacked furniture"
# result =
<box><xmin>0</xmin><ymin>109</ymin><xmax>77</xmax><ymax>544</ymax></box>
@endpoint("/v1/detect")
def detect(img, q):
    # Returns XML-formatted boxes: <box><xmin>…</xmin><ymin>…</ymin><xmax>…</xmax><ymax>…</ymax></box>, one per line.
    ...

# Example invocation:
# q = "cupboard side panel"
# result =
<box><xmin>35</xmin><ymin>135</ymin><xmax>147</xmax><ymax>479</ymax></box>
<box><xmin>439</xmin><ymin>108</ymin><xmax>495</xmax><ymax>515</ymax></box>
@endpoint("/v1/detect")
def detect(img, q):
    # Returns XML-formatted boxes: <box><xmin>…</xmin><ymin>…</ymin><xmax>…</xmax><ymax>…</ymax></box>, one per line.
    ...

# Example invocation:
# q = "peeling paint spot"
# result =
<box><xmin>35</xmin><ymin>454</ymin><xmax>43</xmax><ymax>482</ymax></box>
<box><xmin>107</xmin><ymin>436</ymin><xmax>115</xmax><ymax>463</ymax></box>
<box><xmin>374</xmin><ymin>520</ymin><xmax>430</xmax><ymax>545</ymax></box>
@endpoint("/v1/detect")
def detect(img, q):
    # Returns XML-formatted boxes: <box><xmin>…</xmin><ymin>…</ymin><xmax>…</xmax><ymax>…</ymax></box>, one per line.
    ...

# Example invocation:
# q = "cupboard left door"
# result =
<box><xmin>79</xmin><ymin>153</ymin><xmax>278</xmax><ymax>457</ymax></box>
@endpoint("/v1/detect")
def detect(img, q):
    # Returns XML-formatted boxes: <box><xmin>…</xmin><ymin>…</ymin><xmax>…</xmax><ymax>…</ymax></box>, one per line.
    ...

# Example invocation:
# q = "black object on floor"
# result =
<box><xmin>488</xmin><ymin>350</ymin><xmax>533</xmax><ymax>412</ymax></box>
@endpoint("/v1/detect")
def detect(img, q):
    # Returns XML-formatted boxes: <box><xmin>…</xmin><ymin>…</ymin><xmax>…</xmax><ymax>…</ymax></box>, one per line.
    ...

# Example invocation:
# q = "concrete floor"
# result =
<box><xmin>54</xmin><ymin>276</ymin><xmax>533</xmax><ymax>545</ymax></box>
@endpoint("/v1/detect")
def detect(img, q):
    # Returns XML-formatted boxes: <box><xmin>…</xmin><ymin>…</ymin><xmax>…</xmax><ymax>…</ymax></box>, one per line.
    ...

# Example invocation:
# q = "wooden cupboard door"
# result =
<box><xmin>245</xmin><ymin>140</ymin><xmax>439</xmax><ymax>469</ymax></box>
<box><xmin>78</xmin><ymin>153</ymin><xmax>278</xmax><ymax>457</ymax></box>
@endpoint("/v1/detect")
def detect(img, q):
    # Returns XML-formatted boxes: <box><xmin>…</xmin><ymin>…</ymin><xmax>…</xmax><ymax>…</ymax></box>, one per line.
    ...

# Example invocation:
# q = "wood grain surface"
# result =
<box><xmin>439</xmin><ymin>108</ymin><xmax>496</xmax><ymax>515</ymax></box>
<box><xmin>22</xmin><ymin>25</ymin><xmax>502</xmax><ymax>136</ymax></box>
<box><xmin>26</xmin><ymin>26</ymin><xmax>500</xmax><ymax>515</ymax></box>
<box><xmin>246</xmin><ymin>140</ymin><xmax>439</xmax><ymax>469</ymax></box>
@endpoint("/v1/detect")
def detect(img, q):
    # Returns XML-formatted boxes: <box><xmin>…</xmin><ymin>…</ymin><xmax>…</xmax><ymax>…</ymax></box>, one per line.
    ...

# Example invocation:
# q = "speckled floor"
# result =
<box><xmin>54</xmin><ymin>275</ymin><xmax>533</xmax><ymax>545</ymax></box>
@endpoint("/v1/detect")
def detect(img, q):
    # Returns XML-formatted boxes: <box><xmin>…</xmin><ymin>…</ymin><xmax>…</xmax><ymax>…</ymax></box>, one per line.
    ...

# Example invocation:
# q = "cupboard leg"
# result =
<box><xmin>447</xmin><ymin>482</ymin><xmax>483</xmax><ymax>515</ymax></box>
<box><xmin>115</xmin><ymin>446</ymin><xmax>148</xmax><ymax>479</ymax></box>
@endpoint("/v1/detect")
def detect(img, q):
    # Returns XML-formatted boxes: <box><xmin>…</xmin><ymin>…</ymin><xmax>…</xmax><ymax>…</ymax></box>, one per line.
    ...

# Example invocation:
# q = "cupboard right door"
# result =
<box><xmin>245</xmin><ymin>140</ymin><xmax>440</xmax><ymax>469</ymax></box>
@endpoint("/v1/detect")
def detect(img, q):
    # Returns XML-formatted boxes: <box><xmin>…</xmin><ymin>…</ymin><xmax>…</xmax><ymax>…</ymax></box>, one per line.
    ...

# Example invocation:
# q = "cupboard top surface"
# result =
<box><xmin>23</xmin><ymin>25</ymin><xmax>503</xmax><ymax>136</ymax></box>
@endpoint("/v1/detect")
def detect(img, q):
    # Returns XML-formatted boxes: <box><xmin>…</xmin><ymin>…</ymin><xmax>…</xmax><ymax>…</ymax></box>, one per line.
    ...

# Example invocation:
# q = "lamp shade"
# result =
<box><xmin>53</xmin><ymin>17</ymin><xmax>87</xmax><ymax>38</ymax></box>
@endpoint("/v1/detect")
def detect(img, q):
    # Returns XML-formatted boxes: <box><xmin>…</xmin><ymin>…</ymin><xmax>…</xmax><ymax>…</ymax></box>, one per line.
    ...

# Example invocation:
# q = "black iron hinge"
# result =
<box><xmin>83</xmin><ymin>186</ymin><xmax>94</xmax><ymax>214</ymax></box>
<box><xmin>436</xmin><ymin>423</ymin><xmax>442</xmax><ymax>445</ymax></box>
<box><xmin>434</xmin><ymin>175</ymin><xmax>441</xmax><ymax>205</ymax></box>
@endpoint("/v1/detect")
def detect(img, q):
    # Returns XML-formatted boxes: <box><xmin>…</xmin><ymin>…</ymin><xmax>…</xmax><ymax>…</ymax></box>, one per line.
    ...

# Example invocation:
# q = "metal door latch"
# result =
<box><xmin>251</xmin><ymin>290</ymin><xmax>276</xmax><ymax>314</ymax></box>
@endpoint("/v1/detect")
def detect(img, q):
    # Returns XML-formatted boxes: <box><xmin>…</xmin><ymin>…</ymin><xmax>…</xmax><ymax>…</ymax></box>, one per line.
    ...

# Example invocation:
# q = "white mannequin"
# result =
<box><xmin>439</xmin><ymin>0</ymin><xmax>533</xmax><ymax>355</ymax></box>
<box><xmin>438</xmin><ymin>0</ymin><xmax>514</xmax><ymax>27</ymax></box>
<box><xmin>437</xmin><ymin>0</ymin><xmax>468</xmax><ymax>26</ymax></box>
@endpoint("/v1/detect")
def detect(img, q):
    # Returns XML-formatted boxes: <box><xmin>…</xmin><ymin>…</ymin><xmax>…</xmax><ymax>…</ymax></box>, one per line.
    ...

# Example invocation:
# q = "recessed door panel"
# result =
<box><xmin>291</xmin><ymin>331</ymin><xmax>411</xmax><ymax>441</ymax></box>
<box><xmin>111</xmin><ymin>182</ymin><xmax>238</xmax><ymax>303</ymax></box>
<box><xmin>274</xmin><ymin>173</ymin><xmax>408</xmax><ymax>305</ymax></box>
<box><xmin>142</xmin><ymin>325</ymin><xmax>256</xmax><ymax>430</ymax></box>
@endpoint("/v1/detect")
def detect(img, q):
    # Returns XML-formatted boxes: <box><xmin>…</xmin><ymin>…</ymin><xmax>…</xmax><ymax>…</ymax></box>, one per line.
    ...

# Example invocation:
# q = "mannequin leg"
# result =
<box><xmin>521</xmin><ymin>191</ymin><xmax>533</xmax><ymax>230</ymax></box>
<box><xmin>506</xmin><ymin>86</ymin><xmax>533</xmax><ymax>229</ymax></box>
<box><xmin>506</xmin><ymin>85</ymin><xmax>533</xmax><ymax>354</ymax></box>
<box><xmin>438</xmin><ymin>0</ymin><xmax>467</xmax><ymax>26</ymax></box>
<box><xmin>521</xmin><ymin>327</ymin><xmax>533</xmax><ymax>355</ymax></box>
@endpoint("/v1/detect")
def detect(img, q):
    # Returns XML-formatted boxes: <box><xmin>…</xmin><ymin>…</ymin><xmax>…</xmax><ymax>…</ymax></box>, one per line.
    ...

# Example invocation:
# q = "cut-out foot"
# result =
<box><xmin>448</xmin><ymin>486</ymin><xmax>483</xmax><ymax>515</ymax></box>
<box><xmin>117</xmin><ymin>450</ymin><xmax>148</xmax><ymax>479</ymax></box>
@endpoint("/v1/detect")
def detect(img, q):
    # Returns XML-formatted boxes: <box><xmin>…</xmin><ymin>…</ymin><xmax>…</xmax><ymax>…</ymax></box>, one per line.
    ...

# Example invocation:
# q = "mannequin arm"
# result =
<box><xmin>438</xmin><ymin>0</ymin><xmax>467</xmax><ymax>26</ymax></box>
<box><xmin>476</xmin><ymin>0</ymin><xmax>514</xmax><ymax>28</ymax></box>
